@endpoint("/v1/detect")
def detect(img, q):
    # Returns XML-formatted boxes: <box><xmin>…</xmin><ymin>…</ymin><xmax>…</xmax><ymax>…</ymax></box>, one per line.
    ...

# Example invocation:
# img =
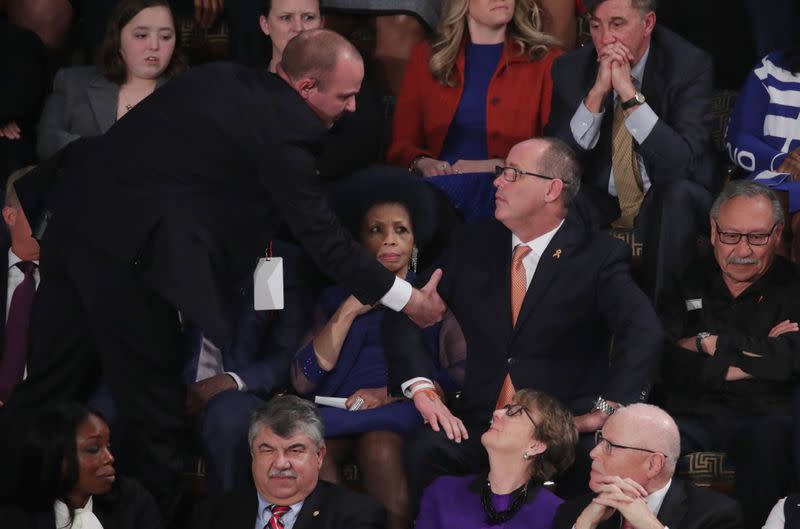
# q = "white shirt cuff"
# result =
<box><xmin>570</xmin><ymin>101</ymin><xmax>604</xmax><ymax>149</ymax></box>
<box><xmin>401</xmin><ymin>377</ymin><xmax>434</xmax><ymax>398</ymax></box>
<box><xmin>625</xmin><ymin>103</ymin><xmax>658</xmax><ymax>144</ymax></box>
<box><xmin>380</xmin><ymin>276</ymin><xmax>412</xmax><ymax>311</ymax></box>
<box><xmin>225</xmin><ymin>371</ymin><xmax>246</xmax><ymax>391</ymax></box>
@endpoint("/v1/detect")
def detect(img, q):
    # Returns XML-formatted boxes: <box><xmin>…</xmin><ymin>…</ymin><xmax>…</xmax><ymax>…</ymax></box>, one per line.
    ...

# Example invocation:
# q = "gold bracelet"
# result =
<box><xmin>418</xmin><ymin>388</ymin><xmax>440</xmax><ymax>402</ymax></box>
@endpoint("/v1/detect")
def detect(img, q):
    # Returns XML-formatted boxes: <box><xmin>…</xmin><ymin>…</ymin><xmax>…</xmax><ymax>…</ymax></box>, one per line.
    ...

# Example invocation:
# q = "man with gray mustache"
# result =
<box><xmin>192</xmin><ymin>395</ymin><xmax>385</xmax><ymax>529</ymax></box>
<box><xmin>658</xmin><ymin>180</ymin><xmax>800</xmax><ymax>529</ymax></box>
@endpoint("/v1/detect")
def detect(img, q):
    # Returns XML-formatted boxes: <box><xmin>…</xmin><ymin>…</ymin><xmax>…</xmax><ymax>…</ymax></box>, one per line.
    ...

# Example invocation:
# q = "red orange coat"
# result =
<box><xmin>387</xmin><ymin>37</ymin><xmax>562</xmax><ymax>166</ymax></box>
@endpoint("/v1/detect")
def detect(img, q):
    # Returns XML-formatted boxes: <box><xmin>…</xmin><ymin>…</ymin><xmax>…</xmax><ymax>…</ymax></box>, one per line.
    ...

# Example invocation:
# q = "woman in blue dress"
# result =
<box><xmin>291</xmin><ymin>166</ymin><xmax>463</xmax><ymax>529</ymax></box>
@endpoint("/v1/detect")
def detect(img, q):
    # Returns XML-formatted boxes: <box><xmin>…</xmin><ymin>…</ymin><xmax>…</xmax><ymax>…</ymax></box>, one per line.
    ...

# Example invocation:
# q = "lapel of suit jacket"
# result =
<box><xmin>513</xmin><ymin>212</ymin><xmax>582</xmax><ymax>336</ymax></box>
<box><xmin>653</xmin><ymin>480</ymin><xmax>688</xmax><ymax>529</ymax></box>
<box><xmin>640</xmin><ymin>29</ymin><xmax>665</xmax><ymax>126</ymax></box>
<box><xmin>488</xmin><ymin>222</ymin><xmax>515</xmax><ymax>336</ymax></box>
<box><xmin>293</xmin><ymin>481</ymin><xmax>326</xmax><ymax>529</ymax></box>
<box><xmin>87</xmin><ymin>74</ymin><xmax>118</xmax><ymax>134</ymax></box>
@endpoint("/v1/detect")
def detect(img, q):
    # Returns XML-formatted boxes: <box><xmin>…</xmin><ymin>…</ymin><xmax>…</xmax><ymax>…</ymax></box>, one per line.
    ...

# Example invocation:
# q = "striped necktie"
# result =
<box><xmin>265</xmin><ymin>505</ymin><xmax>291</xmax><ymax>529</ymax></box>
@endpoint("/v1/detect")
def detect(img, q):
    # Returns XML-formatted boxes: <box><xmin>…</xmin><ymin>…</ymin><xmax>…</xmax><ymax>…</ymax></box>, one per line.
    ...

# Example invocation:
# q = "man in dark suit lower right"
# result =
<box><xmin>192</xmin><ymin>395</ymin><xmax>385</xmax><ymax>529</ymax></box>
<box><xmin>383</xmin><ymin>138</ymin><xmax>663</xmax><ymax>503</ymax></box>
<box><xmin>545</xmin><ymin>0</ymin><xmax>715</xmax><ymax>305</ymax></box>
<box><xmin>553</xmin><ymin>403</ymin><xmax>743</xmax><ymax>529</ymax></box>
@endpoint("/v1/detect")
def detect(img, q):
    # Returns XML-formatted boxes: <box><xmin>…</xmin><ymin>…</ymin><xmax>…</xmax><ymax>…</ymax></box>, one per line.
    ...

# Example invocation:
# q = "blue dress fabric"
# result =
<box><xmin>433</xmin><ymin>42</ymin><xmax>504</xmax><ymax>222</ymax></box>
<box><xmin>725</xmin><ymin>50</ymin><xmax>800</xmax><ymax>212</ymax></box>
<box><xmin>297</xmin><ymin>278</ymin><xmax>442</xmax><ymax>438</ymax></box>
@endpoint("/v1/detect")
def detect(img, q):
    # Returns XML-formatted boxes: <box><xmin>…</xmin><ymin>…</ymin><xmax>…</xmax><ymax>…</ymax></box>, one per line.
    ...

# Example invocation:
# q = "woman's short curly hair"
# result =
<box><xmin>96</xmin><ymin>0</ymin><xmax>187</xmax><ymax>85</ymax></box>
<box><xmin>515</xmin><ymin>389</ymin><xmax>578</xmax><ymax>482</ymax></box>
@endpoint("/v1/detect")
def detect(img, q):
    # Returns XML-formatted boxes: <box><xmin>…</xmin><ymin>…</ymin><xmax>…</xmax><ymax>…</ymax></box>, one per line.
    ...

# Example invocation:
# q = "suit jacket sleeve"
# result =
<box><xmin>544</xmin><ymin>55</ymin><xmax>587</xmax><ymax>156</ymax></box>
<box><xmin>596</xmin><ymin>240</ymin><xmax>663</xmax><ymax>404</ymax></box>
<box><xmin>387</xmin><ymin>42</ymin><xmax>437</xmax><ymax>166</ymax></box>
<box><xmin>638</xmin><ymin>47</ymin><xmax>714</xmax><ymax>187</ymax></box>
<box><xmin>37</xmin><ymin>68</ymin><xmax>82</xmax><ymax>160</ymax></box>
<box><xmin>261</xmin><ymin>142</ymin><xmax>396</xmax><ymax>306</ymax></box>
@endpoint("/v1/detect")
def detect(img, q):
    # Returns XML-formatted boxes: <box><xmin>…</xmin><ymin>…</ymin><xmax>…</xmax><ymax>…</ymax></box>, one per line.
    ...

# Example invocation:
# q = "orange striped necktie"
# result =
<box><xmin>495</xmin><ymin>244</ymin><xmax>532</xmax><ymax>410</ymax></box>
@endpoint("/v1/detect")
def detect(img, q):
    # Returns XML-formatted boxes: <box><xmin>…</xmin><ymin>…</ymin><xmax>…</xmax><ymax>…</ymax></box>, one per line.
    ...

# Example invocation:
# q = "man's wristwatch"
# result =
<box><xmin>620</xmin><ymin>91</ymin><xmax>646</xmax><ymax>110</ymax></box>
<box><xmin>696</xmin><ymin>331</ymin><xmax>711</xmax><ymax>353</ymax></box>
<box><xmin>592</xmin><ymin>396</ymin><xmax>616</xmax><ymax>416</ymax></box>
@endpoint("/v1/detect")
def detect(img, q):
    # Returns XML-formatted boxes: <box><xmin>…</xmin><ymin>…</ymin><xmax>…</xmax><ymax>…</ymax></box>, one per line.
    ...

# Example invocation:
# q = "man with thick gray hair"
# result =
<box><xmin>545</xmin><ymin>0</ymin><xmax>714</xmax><ymax>306</ymax></box>
<box><xmin>659</xmin><ymin>179</ymin><xmax>800</xmax><ymax>529</ymax></box>
<box><xmin>554</xmin><ymin>404</ymin><xmax>742</xmax><ymax>529</ymax></box>
<box><xmin>194</xmin><ymin>395</ymin><xmax>384</xmax><ymax>529</ymax></box>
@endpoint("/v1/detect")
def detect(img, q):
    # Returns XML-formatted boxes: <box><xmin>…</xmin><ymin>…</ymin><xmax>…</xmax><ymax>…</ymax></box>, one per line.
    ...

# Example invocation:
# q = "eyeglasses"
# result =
<box><xmin>503</xmin><ymin>403</ymin><xmax>538</xmax><ymax>427</ymax></box>
<box><xmin>714</xmin><ymin>220</ymin><xmax>778</xmax><ymax>246</ymax></box>
<box><xmin>594</xmin><ymin>431</ymin><xmax>661</xmax><ymax>456</ymax></box>
<box><xmin>495</xmin><ymin>165</ymin><xmax>556</xmax><ymax>183</ymax></box>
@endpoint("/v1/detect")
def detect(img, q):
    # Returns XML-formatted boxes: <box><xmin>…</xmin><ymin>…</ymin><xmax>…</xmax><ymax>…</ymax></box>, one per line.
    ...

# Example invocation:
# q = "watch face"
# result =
<box><xmin>635</xmin><ymin>92</ymin><xmax>645</xmax><ymax>104</ymax></box>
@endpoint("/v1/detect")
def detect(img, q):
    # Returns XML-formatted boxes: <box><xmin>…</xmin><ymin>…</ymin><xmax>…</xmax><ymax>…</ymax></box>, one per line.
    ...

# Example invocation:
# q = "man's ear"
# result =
<box><xmin>317</xmin><ymin>444</ymin><xmax>327</xmax><ymax>469</ymax></box>
<box><xmin>2</xmin><ymin>206</ymin><xmax>16</xmax><ymax>229</ymax></box>
<box><xmin>296</xmin><ymin>77</ymin><xmax>318</xmax><ymax>99</ymax></box>
<box><xmin>709</xmin><ymin>216</ymin><xmax>717</xmax><ymax>246</ymax></box>
<box><xmin>320</xmin><ymin>16</ymin><xmax>326</xmax><ymax>28</ymax></box>
<box><xmin>643</xmin><ymin>11</ymin><xmax>656</xmax><ymax>39</ymax></box>
<box><xmin>545</xmin><ymin>179</ymin><xmax>564</xmax><ymax>204</ymax></box>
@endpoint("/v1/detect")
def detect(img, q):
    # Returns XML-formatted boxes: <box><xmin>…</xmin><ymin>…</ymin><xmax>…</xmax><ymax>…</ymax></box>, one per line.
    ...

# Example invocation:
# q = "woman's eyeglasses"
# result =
<box><xmin>503</xmin><ymin>403</ymin><xmax>538</xmax><ymax>427</ymax></box>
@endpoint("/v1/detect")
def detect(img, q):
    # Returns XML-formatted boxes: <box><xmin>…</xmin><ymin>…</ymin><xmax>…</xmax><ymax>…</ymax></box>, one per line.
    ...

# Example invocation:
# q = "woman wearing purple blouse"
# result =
<box><xmin>416</xmin><ymin>389</ymin><xmax>578</xmax><ymax>529</ymax></box>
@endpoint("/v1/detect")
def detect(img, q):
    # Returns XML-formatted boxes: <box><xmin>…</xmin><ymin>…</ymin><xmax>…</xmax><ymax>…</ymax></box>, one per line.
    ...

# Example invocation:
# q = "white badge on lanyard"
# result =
<box><xmin>254</xmin><ymin>256</ymin><xmax>284</xmax><ymax>310</ymax></box>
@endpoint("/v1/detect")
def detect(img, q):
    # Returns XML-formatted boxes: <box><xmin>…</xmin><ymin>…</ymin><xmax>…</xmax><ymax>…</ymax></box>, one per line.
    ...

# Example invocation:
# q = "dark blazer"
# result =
<box><xmin>544</xmin><ymin>26</ymin><xmax>714</xmax><ymax>195</ymax></box>
<box><xmin>21</xmin><ymin>63</ymin><xmax>396</xmax><ymax>348</ymax></box>
<box><xmin>553</xmin><ymin>479</ymin><xmax>744</xmax><ymax>529</ymax></box>
<box><xmin>192</xmin><ymin>480</ymin><xmax>386</xmax><ymax>529</ymax></box>
<box><xmin>383</xmin><ymin>210</ymin><xmax>663</xmax><ymax>422</ymax></box>
<box><xmin>36</xmin><ymin>66</ymin><xmax>169</xmax><ymax>161</ymax></box>
<box><xmin>0</xmin><ymin>476</ymin><xmax>163</xmax><ymax>529</ymax></box>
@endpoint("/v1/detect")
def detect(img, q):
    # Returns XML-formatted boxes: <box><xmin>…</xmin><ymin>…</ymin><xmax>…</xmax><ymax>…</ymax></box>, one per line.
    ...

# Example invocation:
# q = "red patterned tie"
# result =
<box><xmin>265</xmin><ymin>505</ymin><xmax>291</xmax><ymax>529</ymax></box>
<box><xmin>495</xmin><ymin>245</ymin><xmax>531</xmax><ymax>410</ymax></box>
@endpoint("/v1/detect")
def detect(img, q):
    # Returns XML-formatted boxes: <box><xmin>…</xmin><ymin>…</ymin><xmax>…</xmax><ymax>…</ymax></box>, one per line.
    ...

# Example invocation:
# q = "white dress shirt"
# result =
<box><xmin>256</xmin><ymin>495</ymin><xmax>304</xmax><ymax>529</ymax></box>
<box><xmin>6</xmin><ymin>249</ymin><xmax>40</xmax><ymax>322</ymax></box>
<box><xmin>401</xmin><ymin>222</ymin><xmax>564</xmax><ymax>397</ymax></box>
<box><xmin>569</xmin><ymin>46</ymin><xmax>657</xmax><ymax>197</ymax></box>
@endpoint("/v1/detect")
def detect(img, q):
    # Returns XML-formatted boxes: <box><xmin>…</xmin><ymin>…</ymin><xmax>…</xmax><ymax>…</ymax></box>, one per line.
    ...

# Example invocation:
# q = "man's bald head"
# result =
<box><xmin>280</xmin><ymin>28</ymin><xmax>362</xmax><ymax>90</ymax></box>
<box><xmin>612</xmin><ymin>404</ymin><xmax>681</xmax><ymax>473</ymax></box>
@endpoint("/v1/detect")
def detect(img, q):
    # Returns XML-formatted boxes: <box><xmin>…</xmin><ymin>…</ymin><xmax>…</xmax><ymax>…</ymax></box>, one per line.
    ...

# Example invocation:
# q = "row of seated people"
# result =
<box><xmin>1</xmin><ymin>390</ymin><xmax>793</xmax><ymax>529</ymax></box>
<box><xmin>2</xmin><ymin>141</ymin><xmax>797</xmax><ymax>529</ymax></box>
<box><xmin>6</xmin><ymin>0</ymin><xmax>800</xmax><ymax>306</ymax></box>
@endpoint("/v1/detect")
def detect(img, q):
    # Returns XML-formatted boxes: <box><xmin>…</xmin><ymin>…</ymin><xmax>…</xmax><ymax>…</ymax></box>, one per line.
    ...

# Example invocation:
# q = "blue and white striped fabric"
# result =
<box><xmin>726</xmin><ymin>51</ymin><xmax>800</xmax><ymax>212</ymax></box>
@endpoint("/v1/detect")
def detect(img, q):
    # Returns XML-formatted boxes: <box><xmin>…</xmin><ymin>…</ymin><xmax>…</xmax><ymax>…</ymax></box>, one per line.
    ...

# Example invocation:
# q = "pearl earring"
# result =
<box><xmin>522</xmin><ymin>451</ymin><xmax>530</xmax><ymax>461</ymax></box>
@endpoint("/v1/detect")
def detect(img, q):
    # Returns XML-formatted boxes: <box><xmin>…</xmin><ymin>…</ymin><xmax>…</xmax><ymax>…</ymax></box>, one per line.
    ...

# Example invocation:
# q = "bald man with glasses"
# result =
<box><xmin>658</xmin><ymin>180</ymin><xmax>800</xmax><ymax>529</ymax></box>
<box><xmin>554</xmin><ymin>404</ymin><xmax>743</xmax><ymax>529</ymax></box>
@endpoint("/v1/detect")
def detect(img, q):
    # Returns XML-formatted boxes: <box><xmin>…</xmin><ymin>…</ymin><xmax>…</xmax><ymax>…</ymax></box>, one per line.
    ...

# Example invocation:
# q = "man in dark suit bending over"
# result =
<box><xmin>1</xmin><ymin>29</ymin><xmax>444</xmax><ymax>517</ymax></box>
<box><xmin>553</xmin><ymin>404</ymin><xmax>743</xmax><ymax>529</ymax></box>
<box><xmin>193</xmin><ymin>395</ymin><xmax>385</xmax><ymax>529</ymax></box>
<box><xmin>383</xmin><ymin>138</ymin><xmax>663</xmax><ymax>502</ymax></box>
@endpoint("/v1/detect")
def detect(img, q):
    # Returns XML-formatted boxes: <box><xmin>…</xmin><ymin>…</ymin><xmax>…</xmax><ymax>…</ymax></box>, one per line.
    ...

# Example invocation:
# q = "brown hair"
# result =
<box><xmin>97</xmin><ymin>0</ymin><xmax>187</xmax><ymax>85</ymax></box>
<box><xmin>429</xmin><ymin>0</ymin><xmax>559</xmax><ymax>87</ymax></box>
<box><xmin>515</xmin><ymin>389</ymin><xmax>578</xmax><ymax>482</ymax></box>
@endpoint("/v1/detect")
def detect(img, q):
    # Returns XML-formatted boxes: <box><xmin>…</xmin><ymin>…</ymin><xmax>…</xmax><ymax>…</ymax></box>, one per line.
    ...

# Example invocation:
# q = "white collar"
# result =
<box><xmin>7</xmin><ymin>248</ymin><xmax>39</xmax><ymax>269</ymax></box>
<box><xmin>646</xmin><ymin>479</ymin><xmax>672</xmax><ymax>515</ymax></box>
<box><xmin>510</xmin><ymin>219</ymin><xmax>565</xmax><ymax>256</ymax></box>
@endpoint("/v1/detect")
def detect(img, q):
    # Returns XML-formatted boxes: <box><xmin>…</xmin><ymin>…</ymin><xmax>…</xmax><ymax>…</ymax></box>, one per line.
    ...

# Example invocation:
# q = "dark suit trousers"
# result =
<box><xmin>574</xmin><ymin>178</ymin><xmax>712</xmax><ymax>305</ymax></box>
<box><xmin>675</xmin><ymin>412</ymin><xmax>792</xmax><ymax>529</ymax></box>
<box><xmin>3</xmin><ymin>219</ymin><xmax>186</xmax><ymax>519</ymax></box>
